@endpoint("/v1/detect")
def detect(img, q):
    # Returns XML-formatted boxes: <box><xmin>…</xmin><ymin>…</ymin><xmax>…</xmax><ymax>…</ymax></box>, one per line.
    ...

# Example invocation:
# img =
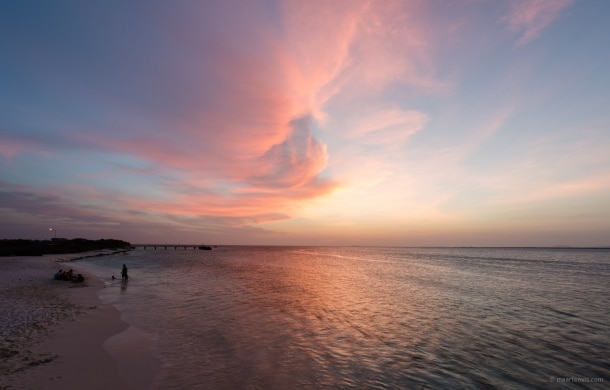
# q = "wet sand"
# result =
<box><xmin>0</xmin><ymin>253</ymin><xmax>160</xmax><ymax>390</ymax></box>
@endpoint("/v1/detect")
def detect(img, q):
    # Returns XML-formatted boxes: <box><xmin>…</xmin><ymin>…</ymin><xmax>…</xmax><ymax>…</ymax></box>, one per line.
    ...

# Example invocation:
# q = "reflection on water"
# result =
<box><xmin>80</xmin><ymin>247</ymin><xmax>610</xmax><ymax>389</ymax></box>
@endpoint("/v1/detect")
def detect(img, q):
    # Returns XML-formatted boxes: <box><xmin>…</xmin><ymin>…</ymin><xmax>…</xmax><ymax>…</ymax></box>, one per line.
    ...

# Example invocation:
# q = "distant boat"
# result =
<box><xmin>198</xmin><ymin>245</ymin><xmax>212</xmax><ymax>250</ymax></box>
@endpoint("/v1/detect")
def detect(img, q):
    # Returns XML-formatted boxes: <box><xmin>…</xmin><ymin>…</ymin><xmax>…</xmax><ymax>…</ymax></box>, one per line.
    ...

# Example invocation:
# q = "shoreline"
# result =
<box><xmin>0</xmin><ymin>252</ymin><xmax>161</xmax><ymax>390</ymax></box>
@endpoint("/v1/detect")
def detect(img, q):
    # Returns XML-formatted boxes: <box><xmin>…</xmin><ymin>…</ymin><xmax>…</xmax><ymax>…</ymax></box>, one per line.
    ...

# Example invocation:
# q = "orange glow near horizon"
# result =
<box><xmin>1</xmin><ymin>0</ymin><xmax>609</xmax><ymax>246</ymax></box>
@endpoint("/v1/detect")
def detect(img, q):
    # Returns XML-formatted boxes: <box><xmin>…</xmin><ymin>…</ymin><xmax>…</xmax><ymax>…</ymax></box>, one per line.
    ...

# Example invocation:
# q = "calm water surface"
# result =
<box><xmin>77</xmin><ymin>247</ymin><xmax>610</xmax><ymax>389</ymax></box>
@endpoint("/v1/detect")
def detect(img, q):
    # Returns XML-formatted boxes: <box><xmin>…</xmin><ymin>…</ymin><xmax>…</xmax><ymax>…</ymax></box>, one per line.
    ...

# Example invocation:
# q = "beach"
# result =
<box><xmin>0</xmin><ymin>253</ymin><xmax>160</xmax><ymax>390</ymax></box>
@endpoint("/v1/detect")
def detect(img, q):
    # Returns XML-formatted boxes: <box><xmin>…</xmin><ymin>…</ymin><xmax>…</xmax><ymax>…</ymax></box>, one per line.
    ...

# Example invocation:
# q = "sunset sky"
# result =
<box><xmin>1</xmin><ymin>0</ymin><xmax>609</xmax><ymax>246</ymax></box>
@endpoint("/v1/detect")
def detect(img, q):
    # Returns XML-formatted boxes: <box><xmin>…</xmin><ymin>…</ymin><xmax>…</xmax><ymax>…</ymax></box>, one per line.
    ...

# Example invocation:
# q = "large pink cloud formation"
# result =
<box><xmin>2</xmin><ymin>0</ymin><xmax>598</xmax><ymax>246</ymax></box>
<box><xmin>66</xmin><ymin>1</ymin><xmax>437</xmax><ymax>229</ymax></box>
<box><xmin>147</xmin><ymin>2</ymin><xmax>441</xmax><ymax>215</ymax></box>
<box><xmin>2</xmin><ymin>1</ymin><xmax>377</xmax><ymax>240</ymax></box>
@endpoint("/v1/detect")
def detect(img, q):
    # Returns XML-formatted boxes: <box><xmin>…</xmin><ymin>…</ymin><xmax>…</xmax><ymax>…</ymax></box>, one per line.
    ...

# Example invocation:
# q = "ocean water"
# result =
<box><xmin>76</xmin><ymin>246</ymin><xmax>610</xmax><ymax>389</ymax></box>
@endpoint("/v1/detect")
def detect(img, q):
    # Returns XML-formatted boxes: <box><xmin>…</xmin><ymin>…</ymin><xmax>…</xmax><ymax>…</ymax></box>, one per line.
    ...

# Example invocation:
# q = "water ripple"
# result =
<box><xmin>79</xmin><ymin>247</ymin><xmax>610</xmax><ymax>389</ymax></box>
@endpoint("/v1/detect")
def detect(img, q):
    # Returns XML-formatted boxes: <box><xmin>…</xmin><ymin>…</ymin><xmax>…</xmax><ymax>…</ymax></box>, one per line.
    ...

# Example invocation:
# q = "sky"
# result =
<box><xmin>1</xmin><ymin>0</ymin><xmax>609</xmax><ymax>247</ymax></box>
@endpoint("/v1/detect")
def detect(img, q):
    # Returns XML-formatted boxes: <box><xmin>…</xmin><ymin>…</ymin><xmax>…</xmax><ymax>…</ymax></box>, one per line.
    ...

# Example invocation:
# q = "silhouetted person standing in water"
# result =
<box><xmin>121</xmin><ymin>264</ymin><xmax>128</xmax><ymax>282</ymax></box>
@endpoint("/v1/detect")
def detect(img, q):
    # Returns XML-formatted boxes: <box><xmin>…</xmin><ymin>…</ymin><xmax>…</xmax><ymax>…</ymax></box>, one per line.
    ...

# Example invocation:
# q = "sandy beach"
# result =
<box><xmin>0</xmin><ymin>253</ymin><xmax>160</xmax><ymax>390</ymax></box>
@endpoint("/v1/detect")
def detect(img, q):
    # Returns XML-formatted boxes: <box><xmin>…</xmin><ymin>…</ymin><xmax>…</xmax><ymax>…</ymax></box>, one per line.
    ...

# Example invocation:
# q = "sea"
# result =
<box><xmin>74</xmin><ymin>246</ymin><xmax>610</xmax><ymax>389</ymax></box>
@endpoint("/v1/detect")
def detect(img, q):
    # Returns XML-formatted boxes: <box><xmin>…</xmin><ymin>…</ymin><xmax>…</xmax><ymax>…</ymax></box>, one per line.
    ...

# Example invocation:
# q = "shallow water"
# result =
<box><xmin>77</xmin><ymin>247</ymin><xmax>610</xmax><ymax>389</ymax></box>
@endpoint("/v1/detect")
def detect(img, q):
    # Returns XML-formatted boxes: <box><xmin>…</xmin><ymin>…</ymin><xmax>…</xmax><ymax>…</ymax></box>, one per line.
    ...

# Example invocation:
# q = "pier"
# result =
<box><xmin>134</xmin><ymin>244</ymin><xmax>204</xmax><ymax>250</ymax></box>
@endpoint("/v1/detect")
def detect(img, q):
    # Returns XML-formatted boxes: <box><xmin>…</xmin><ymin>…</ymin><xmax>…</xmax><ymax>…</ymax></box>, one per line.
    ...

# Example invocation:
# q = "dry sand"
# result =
<box><xmin>0</xmin><ymin>253</ymin><xmax>161</xmax><ymax>390</ymax></box>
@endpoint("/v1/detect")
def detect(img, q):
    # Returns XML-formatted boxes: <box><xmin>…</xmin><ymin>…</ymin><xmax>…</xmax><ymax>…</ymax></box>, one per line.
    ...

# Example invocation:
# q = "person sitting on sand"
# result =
<box><xmin>54</xmin><ymin>269</ymin><xmax>63</xmax><ymax>280</ymax></box>
<box><xmin>121</xmin><ymin>264</ymin><xmax>128</xmax><ymax>282</ymax></box>
<box><xmin>74</xmin><ymin>274</ymin><xmax>85</xmax><ymax>283</ymax></box>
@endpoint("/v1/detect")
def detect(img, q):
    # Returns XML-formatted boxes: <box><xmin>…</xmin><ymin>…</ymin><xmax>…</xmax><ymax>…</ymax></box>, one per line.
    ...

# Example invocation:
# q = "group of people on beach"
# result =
<box><xmin>54</xmin><ymin>269</ymin><xmax>85</xmax><ymax>283</ymax></box>
<box><xmin>54</xmin><ymin>264</ymin><xmax>128</xmax><ymax>285</ymax></box>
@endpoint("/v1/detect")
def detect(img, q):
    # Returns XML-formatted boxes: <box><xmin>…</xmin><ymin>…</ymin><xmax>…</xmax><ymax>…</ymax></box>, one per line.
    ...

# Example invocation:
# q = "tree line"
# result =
<box><xmin>0</xmin><ymin>238</ymin><xmax>132</xmax><ymax>256</ymax></box>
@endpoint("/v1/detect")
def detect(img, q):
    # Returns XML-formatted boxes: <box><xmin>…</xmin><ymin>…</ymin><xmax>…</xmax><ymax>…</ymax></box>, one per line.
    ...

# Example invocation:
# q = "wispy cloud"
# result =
<box><xmin>0</xmin><ymin>136</ymin><xmax>32</xmax><ymax>162</ymax></box>
<box><xmin>504</xmin><ymin>0</ymin><xmax>574</xmax><ymax>46</ymax></box>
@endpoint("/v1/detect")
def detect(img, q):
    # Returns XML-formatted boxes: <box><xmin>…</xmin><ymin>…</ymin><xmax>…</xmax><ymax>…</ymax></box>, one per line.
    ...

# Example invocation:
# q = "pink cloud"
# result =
<box><xmin>275</xmin><ymin>1</ymin><xmax>368</xmax><ymax>110</ymax></box>
<box><xmin>0</xmin><ymin>138</ymin><xmax>24</xmax><ymax>162</ymax></box>
<box><xmin>63</xmin><ymin>3</ymin><xmax>389</xmax><ymax>224</ymax></box>
<box><xmin>0</xmin><ymin>134</ymin><xmax>48</xmax><ymax>162</ymax></box>
<box><xmin>126</xmin><ymin>1</ymin><xmax>444</xmax><ymax>222</ymax></box>
<box><xmin>0</xmin><ymin>1</ymin><xmax>447</xmax><ymax>235</ymax></box>
<box><xmin>247</xmin><ymin>116</ymin><xmax>328</xmax><ymax>189</ymax></box>
<box><xmin>504</xmin><ymin>0</ymin><xmax>573</xmax><ymax>46</ymax></box>
<box><xmin>335</xmin><ymin>1</ymin><xmax>450</xmax><ymax>97</ymax></box>
<box><xmin>346</xmin><ymin>108</ymin><xmax>428</xmax><ymax>143</ymax></box>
